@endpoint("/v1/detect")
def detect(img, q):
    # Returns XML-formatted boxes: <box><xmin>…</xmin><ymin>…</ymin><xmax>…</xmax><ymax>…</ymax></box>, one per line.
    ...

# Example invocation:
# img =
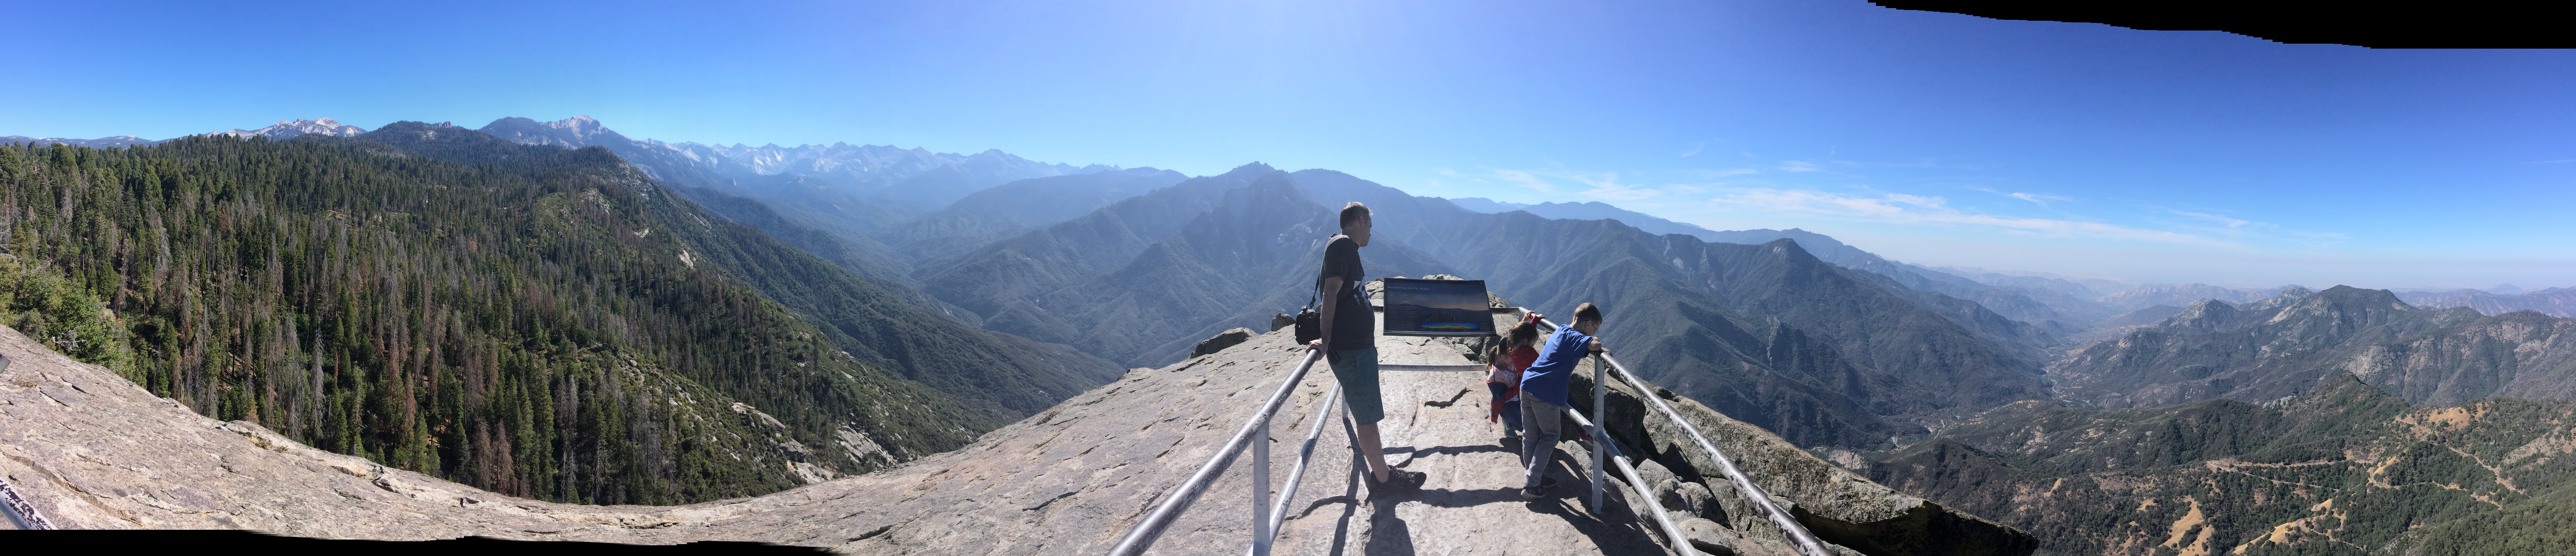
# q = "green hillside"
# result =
<box><xmin>0</xmin><ymin>134</ymin><xmax>1000</xmax><ymax>505</ymax></box>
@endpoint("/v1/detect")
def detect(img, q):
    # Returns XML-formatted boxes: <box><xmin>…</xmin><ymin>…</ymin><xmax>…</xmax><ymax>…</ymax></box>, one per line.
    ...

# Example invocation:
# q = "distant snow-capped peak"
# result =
<box><xmin>477</xmin><ymin>116</ymin><xmax>631</xmax><ymax>149</ymax></box>
<box><xmin>534</xmin><ymin>115</ymin><xmax>612</xmax><ymax>141</ymax></box>
<box><xmin>207</xmin><ymin>118</ymin><xmax>367</xmax><ymax>140</ymax></box>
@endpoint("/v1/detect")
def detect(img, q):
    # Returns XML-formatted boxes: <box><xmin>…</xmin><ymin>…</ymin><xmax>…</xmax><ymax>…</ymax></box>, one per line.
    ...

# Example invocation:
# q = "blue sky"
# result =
<box><xmin>8</xmin><ymin>0</ymin><xmax>2572</xmax><ymax>289</ymax></box>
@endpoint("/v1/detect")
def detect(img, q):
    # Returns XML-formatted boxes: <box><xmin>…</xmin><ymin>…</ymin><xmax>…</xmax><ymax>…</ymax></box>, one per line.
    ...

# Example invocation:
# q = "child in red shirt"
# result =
<box><xmin>1485</xmin><ymin>314</ymin><xmax>1544</xmax><ymax>438</ymax></box>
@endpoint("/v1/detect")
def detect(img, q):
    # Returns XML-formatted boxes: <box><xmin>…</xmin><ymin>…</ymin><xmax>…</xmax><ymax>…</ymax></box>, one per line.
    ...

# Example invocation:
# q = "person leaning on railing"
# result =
<box><xmin>1517</xmin><ymin>302</ymin><xmax>1605</xmax><ymax>501</ymax></box>
<box><xmin>1484</xmin><ymin>314</ymin><xmax>1543</xmax><ymax>439</ymax></box>
<box><xmin>1309</xmin><ymin>201</ymin><xmax>1426</xmax><ymax>496</ymax></box>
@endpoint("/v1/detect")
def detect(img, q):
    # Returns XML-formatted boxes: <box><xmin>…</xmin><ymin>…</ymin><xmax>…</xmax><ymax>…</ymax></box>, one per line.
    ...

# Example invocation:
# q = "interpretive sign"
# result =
<box><xmin>1380</xmin><ymin>277</ymin><xmax>1496</xmax><ymax>337</ymax></box>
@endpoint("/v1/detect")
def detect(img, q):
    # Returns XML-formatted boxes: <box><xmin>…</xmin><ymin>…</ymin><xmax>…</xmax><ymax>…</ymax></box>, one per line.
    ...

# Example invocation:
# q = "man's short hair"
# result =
<box><xmin>1574</xmin><ymin>303</ymin><xmax>1603</xmax><ymax>324</ymax></box>
<box><xmin>1339</xmin><ymin>202</ymin><xmax>1371</xmax><ymax>229</ymax></box>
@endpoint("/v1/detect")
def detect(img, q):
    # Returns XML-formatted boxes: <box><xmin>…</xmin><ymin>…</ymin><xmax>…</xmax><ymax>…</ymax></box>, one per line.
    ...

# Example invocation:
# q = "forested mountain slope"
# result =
<box><xmin>1455</xmin><ymin>205</ymin><xmax>2118</xmax><ymax>331</ymax></box>
<box><xmin>871</xmin><ymin>167</ymin><xmax>1188</xmax><ymax>261</ymax></box>
<box><xmin>444</xmin><ymin>122</ymin><xmax>1127</xmax><ymax>415</ymax></box>
<box><xmin>0</xmin><ymin>133</ymin><xmax>1052</xmax><ymax>505</ymax></box>
<box><xmin>918</xmin><ymin>164</ymin><xmax>1453</xmax><ymax>367</ymax></box>
<box><xmin>1871</xmin><ymin>374</ymin><xmax>2576</xmax><ymax>556</ymax></box>
<box><xmin>2051</xmin><ymin>285</ymin><xmax>2576</xmax><ymax>409</ymax></box>
<box><xmin>480</xmin><ymin>117</ymin><xmax>1115</xmax><ymax>278</ymax></box>
<box><xmin>476</xmin><ymin>116</ymin><xmax>920</xmax><ymax>283</ymax></box>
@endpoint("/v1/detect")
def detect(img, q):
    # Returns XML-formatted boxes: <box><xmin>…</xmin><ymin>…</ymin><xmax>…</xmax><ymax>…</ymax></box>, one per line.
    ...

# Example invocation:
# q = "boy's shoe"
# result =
<box><xmin>1518</xmin><ymin>478</ymin><xmax>1559</xmax><ymax>501</ymax></box>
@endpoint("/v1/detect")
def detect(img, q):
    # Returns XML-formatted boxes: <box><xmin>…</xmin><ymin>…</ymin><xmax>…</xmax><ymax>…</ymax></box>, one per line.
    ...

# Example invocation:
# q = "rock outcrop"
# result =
<box><xmin>1189</xmin><ymin>328</ymin><xmax>1256</xmax><ymax>357</ymax></box>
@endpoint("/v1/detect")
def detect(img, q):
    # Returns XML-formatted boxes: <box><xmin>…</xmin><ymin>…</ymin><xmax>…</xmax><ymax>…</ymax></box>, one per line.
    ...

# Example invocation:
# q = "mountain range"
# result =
<box><xmin>1871</xmin><ymin>372</ymin><xmax>2576</xmax><ymax>555</ymax></box>
<box><xmin>19</xmin><ymin>116</ymin><xmax>2576</xmax><ymax>551</ymax></box>
<box><xmin>2052</xmin><ymin>285</ymin><xmax>2576</xmax><ymax>410</ymax></box>
<box><xmin>2397</xmin><ymin>286</ymin><xmax>2576</xmax><ymax>318</ymax></box>
<box><xmin>0</xmin><ymin>134</ymin><xmax>161</xmax><ymax>148</ymax></box>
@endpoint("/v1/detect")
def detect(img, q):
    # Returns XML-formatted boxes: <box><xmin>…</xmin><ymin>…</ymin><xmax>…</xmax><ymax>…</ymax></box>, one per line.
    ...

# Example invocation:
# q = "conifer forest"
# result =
<box><xmin>0</xmin><ymin>135</ymin><xmax>992</xmax><ymax>505</ymax></box>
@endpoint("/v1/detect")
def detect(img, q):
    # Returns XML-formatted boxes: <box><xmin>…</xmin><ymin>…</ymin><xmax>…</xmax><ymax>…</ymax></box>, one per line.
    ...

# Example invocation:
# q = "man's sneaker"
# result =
<box><xmin>1367</xmin><ymin>470</ymin><xmax>1426</xmax><ymax>498</ymax></box>
<box><xmin>1519</xmin><ymin>488</ymin><xmax>1542</xmax><ymax>501</ymax></box>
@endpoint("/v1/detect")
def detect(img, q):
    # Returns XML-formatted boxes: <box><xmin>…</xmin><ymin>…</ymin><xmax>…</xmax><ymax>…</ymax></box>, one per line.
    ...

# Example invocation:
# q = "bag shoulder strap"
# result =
<box><xmin>1310</xmin><ymin>234</ymin><xmax>1348</xmax><ymax>309</ymax></box>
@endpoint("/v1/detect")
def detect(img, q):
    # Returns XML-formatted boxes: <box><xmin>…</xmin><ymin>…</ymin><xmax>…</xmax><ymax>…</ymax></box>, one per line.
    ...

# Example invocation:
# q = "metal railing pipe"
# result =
<box><xmin>1</xmin><ymin>474</ymin><xmax>54</xmax><ymax>530</ymax></box>
<box><xmin>1523</xmin><ymin>310</ymin><xmax>1833</xmax><ymax>556</ymax></box>
<box><xmin>1109</xmin><ymin>348</ymin><xmax>1324</xmax><ymax>556</ymax></box>
<box><xmin>1590</xmin><ymin>353</ymin><xmax>1607</xmax><ymax>510</ymax></box>
<box><xmin>1248</xmin><ymin>382</ymin><xmax>1345</xmax><ymax>555</ymax></box>
<box><xmin>1566</xmin><ymin>407</ymin><xmax>1697</xmax><ymax>556</ymax></box>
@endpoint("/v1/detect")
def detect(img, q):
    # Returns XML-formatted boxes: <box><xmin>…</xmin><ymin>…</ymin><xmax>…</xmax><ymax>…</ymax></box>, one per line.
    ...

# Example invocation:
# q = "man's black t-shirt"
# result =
<box><xmin>1318</xmin><ymin>235</ymin><xmax>1374</xmax><ymax>350</ymax></box>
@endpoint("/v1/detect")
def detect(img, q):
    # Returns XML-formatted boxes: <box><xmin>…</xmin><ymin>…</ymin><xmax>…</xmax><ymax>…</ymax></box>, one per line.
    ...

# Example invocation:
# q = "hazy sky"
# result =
<box><xmin>9</xmin><ymin>0</ymin><xmax>2572</xmax><ymax>289</ymax></box>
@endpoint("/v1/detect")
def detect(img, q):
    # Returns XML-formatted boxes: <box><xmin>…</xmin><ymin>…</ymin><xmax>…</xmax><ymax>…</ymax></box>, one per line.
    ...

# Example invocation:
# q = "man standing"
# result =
<box><xmin>1311</xmin><ymin>201</ymin><xmax>1426</xmax><ymax>495</ymax></box>
<box><xmin>1518</xmin><ymin>302</ymin><xmax>1605</xmax><ymax>500</ymax></box>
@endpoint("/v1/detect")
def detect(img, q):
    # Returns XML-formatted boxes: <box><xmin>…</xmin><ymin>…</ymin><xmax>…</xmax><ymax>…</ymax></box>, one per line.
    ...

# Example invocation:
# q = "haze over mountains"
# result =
<box><xmin>14</xmin><ymin>115</ymin><xmax>2576</xmax><ymax>550</ymax></box>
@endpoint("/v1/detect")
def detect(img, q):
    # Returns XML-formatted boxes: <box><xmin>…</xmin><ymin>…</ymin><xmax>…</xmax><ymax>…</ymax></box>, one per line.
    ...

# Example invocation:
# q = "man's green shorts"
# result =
<box><xmin>1329</xmin><ymin>347</ymin><xmax>1384</xmax><ymax>426</ymax></box>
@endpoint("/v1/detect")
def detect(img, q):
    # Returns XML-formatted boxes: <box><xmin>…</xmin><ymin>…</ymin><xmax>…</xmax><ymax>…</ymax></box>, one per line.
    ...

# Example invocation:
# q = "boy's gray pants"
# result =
<box><xmin>1520</xmin><ymin>396</ymin><xmax>1566</xmax><ymax>492</ymax></box>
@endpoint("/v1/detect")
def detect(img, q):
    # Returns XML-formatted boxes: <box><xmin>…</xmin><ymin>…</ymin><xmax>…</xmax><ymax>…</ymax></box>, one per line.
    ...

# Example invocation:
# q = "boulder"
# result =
<box><xmin>1190</xmin><ymin>328</ymin><xmax>1257</xmax><ymax>358</ymax></box>
<box><xmin>1681</xmin><ymin>517</ymin><xmax>1738</xmax><ymax>556</ymax></box>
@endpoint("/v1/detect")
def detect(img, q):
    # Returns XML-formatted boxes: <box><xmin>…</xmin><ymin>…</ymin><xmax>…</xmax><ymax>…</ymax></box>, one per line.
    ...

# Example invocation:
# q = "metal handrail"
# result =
<box><xmin>1565</xmin><ymin>405</ymin><xmax>1696</xmax><ymax>555</ymax></box>
<box><xmin>1251</xmin><ymin>381</ymin><xmax>1345</xmax><ymax>554</ymax></box>
<box><xmin>1108</xmin><ymin>348</ymin><xmax>1324</xmax><ymax>556</ymax></box>
<box><xmin>1526</xmin><ymin>310</ymin><xmax>1833</xmax><ymax>556</ymax></box>
<box><xmin>1</xmin><ymin>475</ymin><xmax>54</xmax><ymax>530</ymax></box>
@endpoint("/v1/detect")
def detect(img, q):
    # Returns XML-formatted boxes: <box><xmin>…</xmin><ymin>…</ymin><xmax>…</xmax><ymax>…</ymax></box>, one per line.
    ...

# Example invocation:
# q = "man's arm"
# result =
<box><xmin>1311</xmin><ymin>276</ymin><xmax>1343</xmax><ymax>350</ymax></box>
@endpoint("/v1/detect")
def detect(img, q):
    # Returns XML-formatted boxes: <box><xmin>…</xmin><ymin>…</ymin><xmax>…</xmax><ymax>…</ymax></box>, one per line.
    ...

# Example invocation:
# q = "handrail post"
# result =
<box><xmin>1589</xmin><ymin>353</ymin><xmax>1606</xmax><ymax>511</ymax></box>
<box><xmin>1251</xmin><ymin>416</ymin><xmax>1272</xmax><ymax>556</ymax></box>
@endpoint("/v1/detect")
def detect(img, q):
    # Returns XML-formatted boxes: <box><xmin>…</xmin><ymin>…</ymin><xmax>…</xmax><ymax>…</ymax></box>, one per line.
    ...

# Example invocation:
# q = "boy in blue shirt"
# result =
<box><xmin>1518</xmin><ymin>303</ymin><xmax>1605</xmax><ymax>500</ymax></box>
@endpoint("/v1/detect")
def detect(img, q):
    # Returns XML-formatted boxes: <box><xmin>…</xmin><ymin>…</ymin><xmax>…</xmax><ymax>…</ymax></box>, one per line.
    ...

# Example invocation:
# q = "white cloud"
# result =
<box><xmin>1680</xmin><ymin>141</ymin><xmax>1705</xmax><ymax>158</ymax></box>
<box><xmin>1492</xmin><ymin>169</ymin><xmax>1555</xmax><ymax>193</ymax></box>
<box><xmin>2008</xmin><ymin>192</ymin><xmax>2073</xmax><ymax>207</ymax></box>
<box><xmin>1965</xmin><ymin>186</ymin><xmax>2072</xmax><ymax>208</ymax></box>
<box><xmin>2169</xmin><ymin>210</ymin><xmax>2252</xmax><ymax>228</ymax></box>
<box><xmin>1710</xmin><ymin>188</ymin><xmax>2237</xmax><ymax>247</ymax></box>
<box><xmin>1777</xmin><ymin>160</ymin><xmax>1822</xmax><ymax>172</ymax></box>
<box><xmin>1476</xmin><ymin>167</ymin><xmax>1669</xmax><ymax>201</ymax></box>
<box><xmin>1580</xmin><ymin>181</ymin><xmax>1660</xmax><ymax>201</ymax></box>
